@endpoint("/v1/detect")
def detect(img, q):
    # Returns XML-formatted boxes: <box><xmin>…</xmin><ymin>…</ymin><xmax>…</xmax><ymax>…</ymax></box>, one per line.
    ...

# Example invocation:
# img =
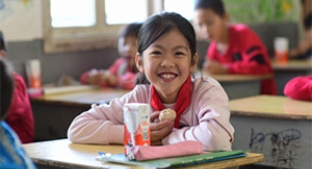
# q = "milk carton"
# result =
<box><xmin>123</xmin><ymin>103</ymin><xmax>151</xmax><ymax>160</ymax></box>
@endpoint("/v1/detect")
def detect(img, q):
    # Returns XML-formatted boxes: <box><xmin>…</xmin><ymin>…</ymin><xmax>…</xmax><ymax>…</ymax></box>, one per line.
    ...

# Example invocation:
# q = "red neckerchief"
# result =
<box><xmin>150</xmin><ymin>76</ymin><xmax>191</xmax><ymax>128</ymax></box>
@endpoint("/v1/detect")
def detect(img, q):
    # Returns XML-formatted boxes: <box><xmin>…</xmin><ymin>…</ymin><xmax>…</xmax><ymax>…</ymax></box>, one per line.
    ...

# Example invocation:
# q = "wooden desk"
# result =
<box><xmin>31</xmin><ymin>88</ymin><xmax>130</xmax><ymax>106</ymax></box>
<box><xmin>198</xmin><ymin>71</ymin><xmax>272</xmax><ymax>100</ymax></box>
<box><xmin>229</xmin><ymin>95</ymin><xmax>312</xmax><ymax>168</ymax></box>
<box><xmin>23</xmin><ymin>139</ymin><xmax>264</xmax><ymax>169</ymax></box>
<box><xmin>30</xmin><ymin>88</ymin><xmax>130</xmax><ymax>141</ymax></box>
<box><xmin>271</xmin><ymin>60</ymin><xmax>312</xmax><ymax>95</ymax></box>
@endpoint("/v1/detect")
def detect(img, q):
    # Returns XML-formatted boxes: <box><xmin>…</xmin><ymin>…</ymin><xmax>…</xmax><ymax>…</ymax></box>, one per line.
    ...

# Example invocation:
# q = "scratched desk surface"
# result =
<box><xmin>229</xmin><ymin>95</ymin><xmax>312</xmax><ymax>168</ymax></box>
<box><xmin>31</xmin><ymin>88</ymin><xmax>130</xmax><ymax>106</ymax></box>
<box><xmin>272</xmin><ymin>59</ymin><xmax>312</xmax><ymax>71</ymax></box>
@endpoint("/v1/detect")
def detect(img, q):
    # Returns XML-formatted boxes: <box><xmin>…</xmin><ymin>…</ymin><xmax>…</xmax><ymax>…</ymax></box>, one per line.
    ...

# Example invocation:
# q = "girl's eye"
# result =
<box><xmin>151</xmin><ymin>51</ymin><xmax>161</xmax><ymax>56</ymax></box>
<box><xmin>175</xmin><ymin>51</ymin><xmax>185</xmax><ymax>57</ymax></box>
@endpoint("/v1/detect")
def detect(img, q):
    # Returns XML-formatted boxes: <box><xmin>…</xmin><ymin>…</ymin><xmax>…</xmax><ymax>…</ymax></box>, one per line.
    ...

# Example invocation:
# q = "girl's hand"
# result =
<box><xmin>88</xmin><ymin>70</ymin><xmax>102</xmax><ymax>85</ymax></box>
<box><xmin>105</xmin><ymin>72</ymin><xmax>117</xmax><ymax>86</ymax></box>
<box><xmin>149</xmin><ymin>111</ymin><xmax>174</xmax><ymax>145</ymax></box>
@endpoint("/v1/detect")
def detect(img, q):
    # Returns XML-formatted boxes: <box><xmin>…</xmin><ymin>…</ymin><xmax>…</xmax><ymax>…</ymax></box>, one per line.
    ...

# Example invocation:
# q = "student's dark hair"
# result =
<box><xmin>0</xmin><ymin>57</ymin><xmax>14</xmax><ymax>119</ymax></box>
<box><xmin>0</xmin><ymin>31</ymin><xmax>7</xmax><ymax>51</ymax></box>
<box><xmin>119</xmin><ymin>23</ymin><xmax>142</xmax><ymax>39</ymax></box>
<box><xmin>138</xmin><ymin>12</ymin><xmax>196</xmax><ymax>62</ymax></box>
<box><xmin>135</xmin><ymin>12</ymin><xmax>197</xmax><ymax>84</ymax></box>
<box><xmin>194</xmin><ymin>0</ymin><xmax>225</xmax><ymax>16</ymax></box>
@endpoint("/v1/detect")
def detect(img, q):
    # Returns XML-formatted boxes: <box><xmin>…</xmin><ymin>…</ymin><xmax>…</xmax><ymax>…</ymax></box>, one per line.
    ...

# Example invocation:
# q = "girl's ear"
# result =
<box><xmin>190</xmin><ymin>53</ymin><xmax>199</xmax><ymax>73</ymax></box>
<box><xmin>135</xmin><ymin>52</ymin><xmax>144</xmax><ymax>73</ymax></box>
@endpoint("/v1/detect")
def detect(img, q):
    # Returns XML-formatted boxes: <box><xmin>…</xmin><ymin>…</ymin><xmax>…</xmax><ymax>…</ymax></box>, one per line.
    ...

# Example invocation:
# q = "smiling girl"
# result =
<box><xmin>68</xmin><ymin>12</ymin><xmax>234</xmax><ymax>151</ymax></box>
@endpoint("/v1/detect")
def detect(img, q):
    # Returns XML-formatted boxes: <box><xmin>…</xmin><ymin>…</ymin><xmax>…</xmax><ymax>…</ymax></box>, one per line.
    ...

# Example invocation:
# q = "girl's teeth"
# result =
<box><xmin>161</xmin><ymin>74</ymin><xmax>175</xmax><ymax>79</ymax></box>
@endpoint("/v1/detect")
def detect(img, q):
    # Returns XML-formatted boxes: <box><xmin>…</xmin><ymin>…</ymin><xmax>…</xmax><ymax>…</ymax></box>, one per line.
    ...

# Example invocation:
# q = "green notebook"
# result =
<box><xmin>97</xmin><ymin>150</ymin><xmax>248</xmax><ymax>169</ymax></box>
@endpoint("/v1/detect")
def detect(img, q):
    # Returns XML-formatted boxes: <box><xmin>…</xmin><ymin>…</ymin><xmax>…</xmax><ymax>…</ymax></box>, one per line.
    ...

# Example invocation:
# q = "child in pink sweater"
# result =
<box><xmin>0</xmin><ymin>31</ymin><xmax>34</xmax><ymax>143</ymax></box>
<box><xmin>80</xmin><ymin>23</ymin><xmax>142</xmax><ymax>90</ymax></box>
<box><xmin>68</xmin><ymin>12</ymin><xmax>234</xmax><ymax>151</ymax></box>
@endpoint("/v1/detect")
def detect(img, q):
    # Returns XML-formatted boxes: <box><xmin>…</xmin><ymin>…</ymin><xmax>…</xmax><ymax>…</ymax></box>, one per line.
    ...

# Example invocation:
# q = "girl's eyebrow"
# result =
<box><xmin>152</xmin><ymin>44</ymin><xmax>188</xmax><ymax>51</ymax></box>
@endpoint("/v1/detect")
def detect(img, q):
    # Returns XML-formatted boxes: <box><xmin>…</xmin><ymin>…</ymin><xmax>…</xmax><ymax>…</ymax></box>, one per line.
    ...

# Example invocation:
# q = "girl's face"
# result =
<box><xmin>193</xmin><ymin>8</ymin><xmax>228</xmax><ymax>42</ymax></box>
<box><xmin>118</xmin><ymin>36</ymin><xmax>137</xmax><ymax>66</ymax></box>
<box><xmin>136</xmin><ymin>29</ymin><xmax>198</xmax><ymax>103</ymax></box>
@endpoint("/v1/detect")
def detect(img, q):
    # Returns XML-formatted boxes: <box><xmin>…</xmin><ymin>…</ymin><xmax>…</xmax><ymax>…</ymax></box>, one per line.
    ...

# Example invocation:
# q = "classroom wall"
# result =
<box><xmin>0</xmin><ymin>0</ymin><xmax>298</xmax><ymax>85</ymax></box>
<box><xmin>0</xmin><ymin>0</ymin><xmax>119</xmax><ymax>84</ymax></box>
<box><xmin>6</xmin><ymin>40</ymin><xmax>119</xmax><ymax>84</ymax></box>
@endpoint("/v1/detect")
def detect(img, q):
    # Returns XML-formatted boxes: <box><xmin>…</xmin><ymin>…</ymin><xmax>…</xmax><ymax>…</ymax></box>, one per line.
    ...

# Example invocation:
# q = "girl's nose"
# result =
<box><xmin>160</xmin><ymin>56</ymin><xmax>175</xmax><ymax>67</ymax></box>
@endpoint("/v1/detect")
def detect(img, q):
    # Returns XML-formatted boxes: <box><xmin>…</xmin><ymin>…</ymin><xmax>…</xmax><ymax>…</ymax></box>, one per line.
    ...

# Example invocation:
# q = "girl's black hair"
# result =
<box><xmin>135</xmin><ymin>12</ymin><xmax>197</xmax><ymax>84</ymax></box>
<box><xmin>194</xmin><ymin>0</ymin><xmax>225</xmax><ymax>17</ymax></box>
<box><xmin>0</xmin><ymin>57</ymin><xmax>14</xmax><ymax>119</ymax></box>
<box><xmin>119</xmin><ymin>23</ymin><xmax>142</xmax><ymax>39</ymax></box>
<box><xmin>0</xmin><ymin>31</ymin><xmax>6</xmax><ymax>51</ymax></box>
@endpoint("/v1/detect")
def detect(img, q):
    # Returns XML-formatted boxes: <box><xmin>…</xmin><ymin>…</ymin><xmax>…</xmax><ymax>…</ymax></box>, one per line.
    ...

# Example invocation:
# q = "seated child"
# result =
<box><xmin>68</xmin><ymin>12</ymin><xmax>234</xmax><ymax>152</ymax></box>
<box><xmin>0</xmin><ymin>31</ymin><xmax>34</xmax><ymax>143</ymax></box>
<box><xmin>289</xmin><ymin>0</ymin><xmax>312</xmax><ymax>60</ymax></box>
<box><xmin>0</xmin><ymin>57</ymin><xmax>36</xmax><ymax>169</ymax></box>
<box><xmin>80</xmin><ymin>23</ymin><xmax>142</xmax><ymax>90</ymax></box>
<box><xmin>284</xmin><ymin>76</ymin><xmax>312</xmax><ymax>101</ymax></box>
<box><xmin>193</xmin><ymin>0</ymin><xmax>277</xmax><ymax>95</ymax></box>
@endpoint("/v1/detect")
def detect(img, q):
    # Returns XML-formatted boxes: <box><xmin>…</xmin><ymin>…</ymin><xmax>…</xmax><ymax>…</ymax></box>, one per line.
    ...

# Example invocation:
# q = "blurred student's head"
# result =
<box><xmin>117</xmin><ymin>23</ymin><xmax>142</xmax><ymax>66</ymax></box>
<box><xmin>0</xmin><ymin>57</ymin><xmax>14</xmax><ymax>120</ymax></box>
<box><xmin>0</xmin><ymin>31</ymin><xmax>7</xmax><ymax>58</ymax></box>
<box><xmin>193</xmin><ymin>0</ymin><xmax>229</xmax><ymax>42</ymax></box>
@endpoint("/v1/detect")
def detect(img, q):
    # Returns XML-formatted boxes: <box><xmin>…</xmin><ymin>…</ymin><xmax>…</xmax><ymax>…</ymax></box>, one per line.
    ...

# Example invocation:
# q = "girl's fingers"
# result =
<box><xmin>150</xmin><ymin>111</ymin><xmax>161</xmax><ymax>122</ymax></box>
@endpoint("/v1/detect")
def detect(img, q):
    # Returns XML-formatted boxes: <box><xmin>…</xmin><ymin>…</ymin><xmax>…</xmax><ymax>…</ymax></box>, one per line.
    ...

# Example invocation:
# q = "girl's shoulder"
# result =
<box><xmin>191</xmin><ymin>77</ymin><xmax>229</xmax><ymax>102</ymax></box>
<box><xmin>130</xmin><ymin>84</ymin><xmax>152</xmax><ymax>101</ymax></box>
<box><xmin>192</xmin><ymin>77</ymin><xmax>224</xmax><ymax>93</ymax></box>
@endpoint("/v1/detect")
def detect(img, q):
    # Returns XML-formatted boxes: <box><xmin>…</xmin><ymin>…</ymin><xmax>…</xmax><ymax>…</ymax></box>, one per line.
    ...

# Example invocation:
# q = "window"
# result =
<box><xmin>43</xmin><ymin>0</ymin><xmax>196</xmax><ymax>53</ymax></box>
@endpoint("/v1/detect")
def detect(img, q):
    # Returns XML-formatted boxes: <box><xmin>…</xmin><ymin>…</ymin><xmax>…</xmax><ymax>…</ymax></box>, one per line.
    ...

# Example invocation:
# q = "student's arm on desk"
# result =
<box><xmin>67</xmin><ymin>89</ymin><xmax>138</xmax><ymax>145</ymax></box>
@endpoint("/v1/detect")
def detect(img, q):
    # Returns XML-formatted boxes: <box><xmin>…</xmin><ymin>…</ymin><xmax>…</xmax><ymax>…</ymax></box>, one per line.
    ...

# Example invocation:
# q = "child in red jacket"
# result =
<box><xmin>0</xmin><ymin>31</ymin><xmax>34</xmax><ymax>143</ymax></box>
<box><xmin>284</xmin><ymin>76</ymin><xmax>312</xmax><ymax>101</ymax></box>
<box><xmin>80</xmin><ymin>23</ymin><xmax>142</xmax><ymax>90</ymax></box>
<box><xmin>193</xmin><ymin>0</ymin><xmax>277</xmax><ymax>95</ymax></box>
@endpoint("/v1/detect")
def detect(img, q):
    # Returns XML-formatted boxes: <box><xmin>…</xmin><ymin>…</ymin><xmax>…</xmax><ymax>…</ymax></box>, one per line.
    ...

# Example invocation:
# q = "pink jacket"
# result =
<box><xmin>67</xmin><ymin>78</ymin><xmax>234</xmax><ymax>151</ymax></box>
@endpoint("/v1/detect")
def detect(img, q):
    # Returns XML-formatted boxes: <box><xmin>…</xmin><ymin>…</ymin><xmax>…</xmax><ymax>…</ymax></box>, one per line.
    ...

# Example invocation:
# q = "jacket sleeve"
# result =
<box><xmin>162</xmin><ymin>79</ymin><xmax>234</xmax><ymax>151</ymax></box>
<box><xmin>284</xmin><ymin>76</ymin><xmax>312</xmax><ymax>101</ymax></box>
<box><xmin>67</xmin><ymin>86</ymin><xmax>143</xmax><ymax>144</ymax></box>
<box><xmin>227</xmin><ymin>27</ymin><xmax>273</xmax><ymax>75</ymax></box>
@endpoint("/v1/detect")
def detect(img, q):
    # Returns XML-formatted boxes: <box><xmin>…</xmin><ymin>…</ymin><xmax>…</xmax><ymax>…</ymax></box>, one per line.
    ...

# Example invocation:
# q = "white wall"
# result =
<box><xmin>0</xmin><ymin>0</ymin><xmax>42</xmax><ymax>41</ymax></box>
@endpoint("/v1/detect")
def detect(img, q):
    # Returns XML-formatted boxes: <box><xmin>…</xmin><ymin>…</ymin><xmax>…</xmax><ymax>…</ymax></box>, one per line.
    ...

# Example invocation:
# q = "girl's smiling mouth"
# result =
<box><xmin>158</xmin><ymin>72</ymin><xmax>178</xmax><ymax>81</ymax></box>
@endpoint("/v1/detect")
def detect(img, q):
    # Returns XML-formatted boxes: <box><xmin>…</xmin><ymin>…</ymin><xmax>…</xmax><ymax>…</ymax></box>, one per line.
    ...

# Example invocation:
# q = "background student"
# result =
<box><xmin>193</xmin><ymin>0</ymin><xmax>277</xmax><ymax>95</ymax></box>
<box><xmin>80</xmin><ymin>23</ymin><xmax>142</xmax><ymax>90</ymax></box>
<box><xmin>0</xmin><ymin>57</ymin><xmax>36</xmax><ymax>169</ymax></box>
<box><xmin>0</xmin><ymin>31</ymin><xmax>34</xmax><ymax>143</ymax></box>
<box><xmin>289</xmin><ymin>0</ymin><xmax>312</xmax><ymax>60</ymax></box>
<box><xmin>284</xmin><ymin>75</ymin><xmax>312</xmax><ymax>101</ymax></box>
<box><xmin>68</xmin><ymin>12</ymin><xmax>234</xmax><ymax>151</ymax></box>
